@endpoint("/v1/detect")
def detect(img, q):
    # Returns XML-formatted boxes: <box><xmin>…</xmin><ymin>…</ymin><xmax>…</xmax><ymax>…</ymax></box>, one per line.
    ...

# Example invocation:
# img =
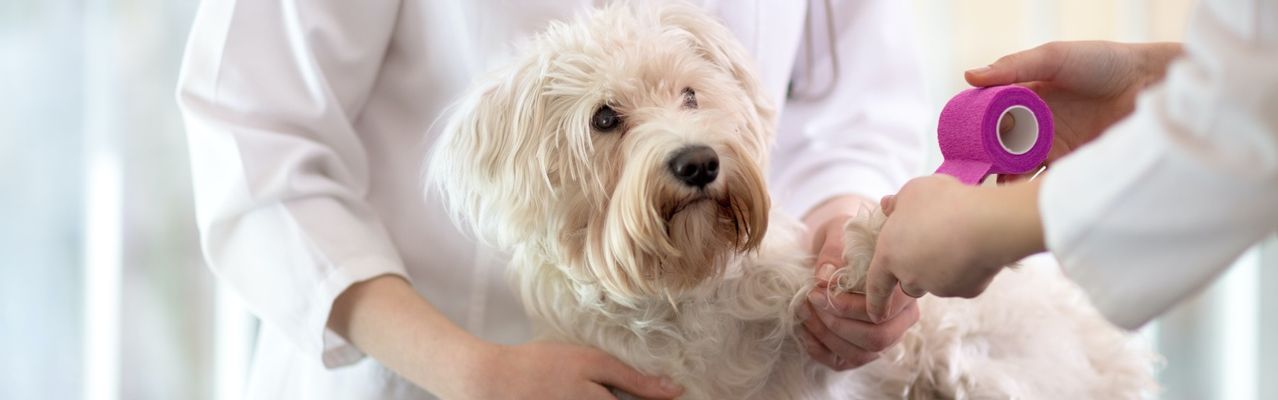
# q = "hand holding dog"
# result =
<box><xmin>329</xmin><ymin>276</ymin><xmax>682</xmax><ymax>400</ymax></box>
<box><xmin>463</xmin><ymin>342</ymin><xmax>684</xmax><ymax>400</ymax></box>
<box><xmin>801</xmin><ymin>195</ymin><xmax>920</xmax><ymax>370</ymax></box>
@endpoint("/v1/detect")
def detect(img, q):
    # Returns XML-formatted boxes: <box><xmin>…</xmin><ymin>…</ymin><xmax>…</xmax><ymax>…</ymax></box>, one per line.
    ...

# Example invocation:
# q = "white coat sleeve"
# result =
<box><xmin>770</xmin><ymin>0</ymin><xmax>927</xmax><ymax>218</ymax></box>
<box><xmin>1040</xmin><ymin>0</ymin><xmax>1278</xmax><ymax>330</ymax></box>
<box><xmin>176</xmin><ymin>0</ymin><xmax>405</xmax><ymax>368</ymax></box>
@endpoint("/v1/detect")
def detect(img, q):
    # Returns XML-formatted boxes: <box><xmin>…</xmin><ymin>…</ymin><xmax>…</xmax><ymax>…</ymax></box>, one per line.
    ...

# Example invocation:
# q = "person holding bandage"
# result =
<box><xmin>863</xmin><ymin>0</ymin><xmax>1278</xmax><ymax>330</ymax></box>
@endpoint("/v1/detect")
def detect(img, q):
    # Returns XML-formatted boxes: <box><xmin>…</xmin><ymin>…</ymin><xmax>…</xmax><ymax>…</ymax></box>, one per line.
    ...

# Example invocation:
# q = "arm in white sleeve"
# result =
<box><xmin>771</xmin><ymin>0</ymin><xmax>928</xmax><ymax>217</ymax></box>
<box><xmin>1040</xmin><ymin>0</ymin><xmax>1278</xmax><ymax>330</ymax></box>
<box><xmin>177</xmin><ymin>0</ymin><xmax>405</xmax><ymax>367</ymax></box>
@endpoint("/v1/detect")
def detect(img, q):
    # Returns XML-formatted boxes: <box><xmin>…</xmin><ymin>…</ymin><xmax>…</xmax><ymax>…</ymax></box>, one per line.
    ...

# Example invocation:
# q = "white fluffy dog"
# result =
<box><xmin>430</xmin><ymin>3</ymin><xmax>1158</xmax><ymax>399</ymax></box>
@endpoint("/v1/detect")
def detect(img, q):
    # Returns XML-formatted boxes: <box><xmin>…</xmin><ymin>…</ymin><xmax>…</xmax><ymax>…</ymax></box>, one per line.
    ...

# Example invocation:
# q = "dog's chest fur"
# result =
<box><xmin>510</xmin><ymin>217</ymin><xmax>820</xmax><ymax>399</ymax></box>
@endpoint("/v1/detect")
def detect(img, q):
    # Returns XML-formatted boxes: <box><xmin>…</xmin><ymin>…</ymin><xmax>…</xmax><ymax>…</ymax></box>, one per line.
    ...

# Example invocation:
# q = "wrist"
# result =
<box><xmin>980</xmin><ymin>180</ymin><xmax>1047</xmax><ymax>263</ymax></box>
<box><xmin>801</xmin><ymin>194</ymin><xmax>875</xmax><ymax>229</ymax></box>
<box><xmin>1007</xmin><ymin>179</ymin><xmax>1046</xmax><ymax>257</ymax></box>
<box><xmin>449</xmin><ymin>339</ymin><xmax>503</xmax><ymax>397</ymax></box>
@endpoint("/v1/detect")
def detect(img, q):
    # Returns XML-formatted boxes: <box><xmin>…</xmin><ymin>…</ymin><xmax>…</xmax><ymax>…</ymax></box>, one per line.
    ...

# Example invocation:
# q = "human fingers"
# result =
<box><xmin>816</xmin><ymin>303</ymin><xmax>919</xmax><ymax>356</ymax></box>
<box><xmin>873</xmin><ymin>286</ymin><xmax>919</xmax><ymax>321</ymax></box>
<box><xmin>810</xmin><ymin>295</ymin><xmax>918</xmax><ymax>353</ymax></box>
<box><xmin>812</xmin><ymin>220</ymin><xmax>849</xmax><ymax>285</ymax></box>
<box><xmin>583</xmin><ymin>384</ymin><xmax>623</xmax><ymax>400</ymax></box>
<box><xmin>801</xmin><ymin>305</ymin><xmax>848</xmax><ymax>372</ymax></box>
<box><xmin>862</xmin><ymin>253</ymin><xmax>901</xmax><ymax>324</ymax></box>
<box><xmin>808</xmin><ymin>290</ymin><xmax>870</xmax><ymax>322</ymax></box>
<box><xmin>808</xmin><ymin>215</ymin><xmax>831</xmax><ymax>255</ymax></box>
<box><xmin>798</xmin><ymin>326</ymin><xmax>846</xmax><ymax>370</ymax></box>
<box><xmin>584</xmin><ymin>350</ymin><xmax>683</xmax><ymax>399</ymax></box>
<box><xmin>880</xmin><ymin>195</ymin><xmax>896</xmax><ymax>216</ymax></box>
<box><xmin>931</xmin><ymin>272</ymin><xmax>998</xmax><ymax>299</ymax></box>
<box><xmin>801</xmin><ymin>309</ymin><xmax>880</xmax><ymax>370</ymax></box>
<box><xmin>807</xmin><ymin>289</ymin><xmax>909</xmax><ymax>322</ymax></box>
<box><xmin>966</xmin><ymin>42</ymin><xmax>1069</xmax><ymax>87</ymax></box>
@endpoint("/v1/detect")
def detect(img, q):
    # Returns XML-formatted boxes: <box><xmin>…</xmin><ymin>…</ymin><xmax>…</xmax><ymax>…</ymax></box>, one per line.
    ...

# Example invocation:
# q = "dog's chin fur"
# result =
<box><xmin>430</xmin><ymin>2</ymin><xmax>1158</xmax><ymax>399</ymax></box>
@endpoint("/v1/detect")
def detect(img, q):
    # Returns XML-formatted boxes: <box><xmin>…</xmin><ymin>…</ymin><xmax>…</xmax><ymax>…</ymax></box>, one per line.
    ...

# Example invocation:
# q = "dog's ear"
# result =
<box><xmin>658</xmin><ymin>3</ymin><xmax>776</xmax><ymax>140</ymax></box>
<box><xmin>428</xmin><ymin>61</ymin><xmax>555</xmax><ymax>247</ymax></box>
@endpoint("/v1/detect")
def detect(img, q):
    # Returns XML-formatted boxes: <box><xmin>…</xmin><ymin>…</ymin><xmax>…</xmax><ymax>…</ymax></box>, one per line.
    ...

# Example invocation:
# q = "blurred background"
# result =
<box><xmin>2</xmin><ymin>0</ymin><xmax>1274</xmax><ymax>399</ymax></box>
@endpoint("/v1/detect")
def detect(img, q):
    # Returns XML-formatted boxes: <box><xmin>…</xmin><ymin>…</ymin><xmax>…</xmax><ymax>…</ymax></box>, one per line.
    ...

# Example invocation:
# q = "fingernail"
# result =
<box><xmin>658</xmin><ymin>377</ymin><xmax>682</xmax><ymax>392</ymax></box>
<box><xmin>966</xmin><ymin>65</ymin><xmax>992</xmax><ymax>74</ymax></box>
<box><xmin>817</xmin><ymin>263</ymin><xmax>836</xmax><ymax>282</ymax></box>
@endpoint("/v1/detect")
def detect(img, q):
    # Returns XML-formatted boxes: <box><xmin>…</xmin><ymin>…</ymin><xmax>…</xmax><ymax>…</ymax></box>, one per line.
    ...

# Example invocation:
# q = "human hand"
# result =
<box><xmin>800</xmin><ymin>195</ymin><xmax>920</xmax><ymax>370</ymax></box>
<box><xmin>461</xmin><ymin>341</ymin><xmax>684</xmax><ymax>400</ymax></box>
<box><xmin>328</xmin><ymin>276</ymin><xmax>681</xmax><ymax>400</ymax></box>
<box><xmin>863</xmin><ymin>176</ymin><xmax>1047</xmax><ymax>321</ymax></box>
<box><xmin>966</xmin><ymin>41</ymin><xmax>1182</xmax><ymax>180</ymax></box>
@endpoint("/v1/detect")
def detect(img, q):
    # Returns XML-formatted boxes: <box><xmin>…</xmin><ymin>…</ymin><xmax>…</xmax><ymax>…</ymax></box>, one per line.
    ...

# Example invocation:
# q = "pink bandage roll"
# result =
<box><xmin>935</xmin><ymin>86</ymin><xmax>1054</xmax><ymax>185</ymax></box>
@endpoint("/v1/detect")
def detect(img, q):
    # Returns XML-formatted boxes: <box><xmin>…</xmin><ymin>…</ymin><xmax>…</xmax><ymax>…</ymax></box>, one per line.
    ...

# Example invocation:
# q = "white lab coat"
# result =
<box><xmin>1041</xmin><ymin>0</ymin><xmax>1278</xmax><ymax>330</ymax></box>
<box><xmin>176</xmin><ymin>0</ymin><xmax>925</xmax><ymax>398</ymax></box>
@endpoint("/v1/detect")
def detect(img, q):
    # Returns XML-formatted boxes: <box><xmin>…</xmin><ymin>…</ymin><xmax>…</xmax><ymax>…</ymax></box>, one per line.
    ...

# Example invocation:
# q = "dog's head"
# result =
<box><xmin>431</xmin><ymin>3</ymin><xmax>775</xmax><ymax>302</ymax></box>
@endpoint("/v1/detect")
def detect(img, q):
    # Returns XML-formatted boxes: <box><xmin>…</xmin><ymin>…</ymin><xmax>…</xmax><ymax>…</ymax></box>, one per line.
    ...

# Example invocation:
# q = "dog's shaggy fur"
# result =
<box><xmin>430</xmin><ymin>3</ymin><xmax>1159</xmax><ymax>398</ymax></box>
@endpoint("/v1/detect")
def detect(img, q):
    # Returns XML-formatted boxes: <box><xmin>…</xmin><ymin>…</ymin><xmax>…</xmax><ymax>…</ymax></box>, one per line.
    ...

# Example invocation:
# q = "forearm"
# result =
<box><xmin>328</xmin><ymin>275</ymin><xmax>492</xmax><ymax>397</ymax></box>
<box><xmin>802</xmin><ymin>194</ymin><xmax>875</xmax><ymax>229</ymax></box>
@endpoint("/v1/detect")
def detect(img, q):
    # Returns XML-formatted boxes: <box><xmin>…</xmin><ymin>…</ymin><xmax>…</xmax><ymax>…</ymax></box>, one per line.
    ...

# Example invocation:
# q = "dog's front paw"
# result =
<box><xmin>829</xmin><ymin>207</ymin><xmax>887</xmax><ymax>294</ymax></box>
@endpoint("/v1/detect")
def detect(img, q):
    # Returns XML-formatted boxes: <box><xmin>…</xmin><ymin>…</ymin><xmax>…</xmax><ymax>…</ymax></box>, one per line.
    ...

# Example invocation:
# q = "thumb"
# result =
<box><xmin>880</xmin><ymin>195</ymin><xmax>897</xmax><ymax>216</ymax></box>
<box><xmin>965</xmin><ymin>43</ymin><xmax>1064</xmax><ymax>87</ymax></box>
<box><xmin>589</xmin><ymin>353</ymin><xmax>684</xmax><ymax>399</ymax></box>
<box><xmin>863</xmin><ymin>254</ymin><xmax>899</xmax><ymax>324</ymax></box>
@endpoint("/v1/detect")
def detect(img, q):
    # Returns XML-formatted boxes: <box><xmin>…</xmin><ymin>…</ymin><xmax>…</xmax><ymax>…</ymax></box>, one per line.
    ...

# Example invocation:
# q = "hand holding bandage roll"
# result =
<box><xmin>865</xmin><ymin>86</ymin><xmax>1056</xmax><ymax>316</ymax></box>
<box><xmin>935</xmin><ymin>86</ymin><xmax>1054</xmax><ymax>185</ymax></box>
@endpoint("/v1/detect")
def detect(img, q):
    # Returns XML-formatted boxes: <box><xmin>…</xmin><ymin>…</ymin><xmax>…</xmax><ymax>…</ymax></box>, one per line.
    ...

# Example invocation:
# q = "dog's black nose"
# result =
<box><xmin>667</xmin><ymin>145</ymin><xmax>719</xmax><ymax>188</ymax></box>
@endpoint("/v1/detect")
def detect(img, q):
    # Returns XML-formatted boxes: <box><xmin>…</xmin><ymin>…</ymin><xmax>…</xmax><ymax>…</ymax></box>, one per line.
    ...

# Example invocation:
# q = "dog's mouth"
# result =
<box><xmin>669</xmin><ymin>185</ymin><xmax>731</xmax><ymax>215</ymax></box>
<box><xmin>667</xmin><ymin>193</ymin><xmax>712</xmax><ymax>218</ymax></box>
<box><xmin>664</xmin><ymin>189</ymin><xmax>737</xmax><ymax>222</ymax></box>
<box><xmin>660</xmin><ymin>187</ymin><xmax>758</xmax><ymax>252</ymax></box>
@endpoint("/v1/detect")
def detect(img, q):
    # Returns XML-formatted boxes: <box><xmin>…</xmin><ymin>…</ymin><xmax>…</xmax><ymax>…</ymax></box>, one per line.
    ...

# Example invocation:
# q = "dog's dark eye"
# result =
<box><xmin>591</xmin><ymin>105</ymin><xmax>622</xmax><ymax>132</ymax></box>
<box><xmin>682</xmin><ymin>87</ymin><xmax>698</xmax><ymax>109</ymax></box>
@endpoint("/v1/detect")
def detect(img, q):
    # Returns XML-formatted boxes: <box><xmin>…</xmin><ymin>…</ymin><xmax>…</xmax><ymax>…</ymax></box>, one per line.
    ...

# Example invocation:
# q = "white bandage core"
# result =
<box><xmin>997</xmin><ymin>105</ymin><xmax>1038</xmax><ymax>155</ymax></box>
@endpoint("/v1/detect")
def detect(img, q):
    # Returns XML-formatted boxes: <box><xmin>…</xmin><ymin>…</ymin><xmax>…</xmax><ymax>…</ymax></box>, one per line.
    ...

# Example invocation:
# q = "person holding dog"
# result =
<box><xmin>864</xmin><ymin>0</ymin><xmax>1278</xmax><ymax>331</ymax></box>
<box><xmin>177</xmin><ymin>1</ymin><xmax>928</xmax><ymax>398</ymax></box>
